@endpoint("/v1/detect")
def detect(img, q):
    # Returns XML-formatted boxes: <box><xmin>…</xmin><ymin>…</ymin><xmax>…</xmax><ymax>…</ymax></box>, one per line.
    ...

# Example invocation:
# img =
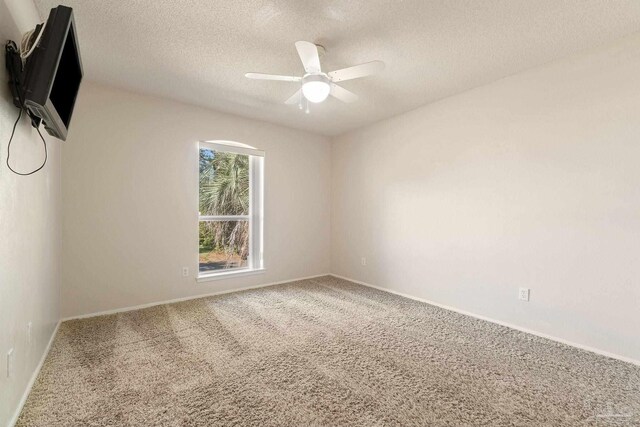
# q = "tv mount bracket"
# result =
<box><xmin>5</xmin><ymin>32</ymin><xmax>43</xmax><ymax>128</ymax></box>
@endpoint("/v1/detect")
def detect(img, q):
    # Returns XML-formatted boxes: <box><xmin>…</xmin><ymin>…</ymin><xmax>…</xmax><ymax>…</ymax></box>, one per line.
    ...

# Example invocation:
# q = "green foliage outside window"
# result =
<box><xmin>199</xmin><ymin>149</ymin><xmax>250</xmax><ymax>268</ymax></box>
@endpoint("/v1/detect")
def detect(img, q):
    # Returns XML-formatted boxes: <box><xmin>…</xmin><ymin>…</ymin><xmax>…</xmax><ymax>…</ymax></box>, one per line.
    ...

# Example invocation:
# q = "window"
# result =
<box><xmin>198</xmin><ymin>141</ymin><xmax>264</xmax><ymax>279</ymax></box>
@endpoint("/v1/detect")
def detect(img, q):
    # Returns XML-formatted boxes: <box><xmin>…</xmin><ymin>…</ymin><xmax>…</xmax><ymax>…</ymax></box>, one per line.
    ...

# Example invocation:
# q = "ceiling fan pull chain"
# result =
<box><xmin>298</xmin><ymin>83</ymin><xmax>303</xmax><ymax>110</ymax></box>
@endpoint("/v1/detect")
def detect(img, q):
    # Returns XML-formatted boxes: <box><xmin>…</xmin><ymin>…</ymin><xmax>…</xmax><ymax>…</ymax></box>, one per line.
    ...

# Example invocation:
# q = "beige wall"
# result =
<box><xmin>331</xmin><ymin>33</ymin><xmax>640</xmax><ymax>361</ymax></box>
<box><xmin>0</xmin><ymin>1</ymin><xmax>61</xmax><ymax>425</ymax></box>
<box><xmin>61</xmin><ymin>83</ymin><xmax>331</xmax><ymax>318</ymax></box>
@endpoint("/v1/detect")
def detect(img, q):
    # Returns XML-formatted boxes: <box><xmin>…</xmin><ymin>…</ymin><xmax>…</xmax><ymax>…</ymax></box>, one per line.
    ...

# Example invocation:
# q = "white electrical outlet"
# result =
<box><xmin>182</xmin><ymin>267</ymin><xmax>189</xmax><ymax>277</ymax></box>
<box><xmin>361</xmin><ymin>257</ymin><xmax>367</xmax><ymax>266</ymax></box>
<box><xmin>518</xmin><ymin>287</ymin><xmax>530</xmax><ymax>301</ymax></box>
<box><xmin>27</xmin><ymin>322</ymin><xmax>32</xmax><ymax>344</ymax></box>
<box><xmin>6</xmin><ymin>348</ymin><xmax>14</xmax><ymax>378</ymax></box>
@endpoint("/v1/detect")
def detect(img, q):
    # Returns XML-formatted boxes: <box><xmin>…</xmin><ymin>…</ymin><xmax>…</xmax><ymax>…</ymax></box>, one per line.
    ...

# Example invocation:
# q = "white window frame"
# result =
<box><xmin>197</xmin><ymin>141</ymin><xmax>264</xmax><ymax>281</ymax></box>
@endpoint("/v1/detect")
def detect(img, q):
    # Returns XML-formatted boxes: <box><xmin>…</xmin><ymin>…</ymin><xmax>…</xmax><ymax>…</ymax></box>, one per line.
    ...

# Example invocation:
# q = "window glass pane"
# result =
<box><xmin>199</xmin><ymin>220</ymin><xmax>249</xmax><ymax>272</ymax></box>
<box><xmin>199</xmin><ymin>149</ymin><xmax>250</xmax><ymax>216</ymax></box>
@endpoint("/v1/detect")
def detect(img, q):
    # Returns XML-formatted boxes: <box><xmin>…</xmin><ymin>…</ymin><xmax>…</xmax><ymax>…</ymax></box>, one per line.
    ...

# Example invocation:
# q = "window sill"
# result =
<box><xmin>197</xmin><ymin>268</ymin><xmax>266</xmax><ymax>283</ymax></box>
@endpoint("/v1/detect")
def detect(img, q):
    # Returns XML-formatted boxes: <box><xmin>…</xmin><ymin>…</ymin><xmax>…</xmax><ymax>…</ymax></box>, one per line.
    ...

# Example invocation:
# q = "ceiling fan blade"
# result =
<box><xmin>295</xmin><ymin>41</ymin><xmax>321</xmax><ymax>73</ymax></box>
<box><xmin>330</xmin><ymin>83</ymin><xmax>358</xmax><ymax>103</ymax></box>
<box><xmin>328</xmin><ymin>60</ymin><xmax>385</xmax><ymax>82</ymax></box>
<box><xmin>245</xmin><ymin>73</ymin><xmax>301</xmax><ymax>82</ymax></box>
<box><xmin>285</xmin><ymin>89</ymin><xmax>302</xmax><ymax>105</ymax></box>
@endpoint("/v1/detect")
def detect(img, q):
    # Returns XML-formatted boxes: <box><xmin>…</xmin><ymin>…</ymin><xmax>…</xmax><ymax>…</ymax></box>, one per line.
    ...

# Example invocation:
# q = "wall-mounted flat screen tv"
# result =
<box><xmin>23</xmin><ymin>5</ymin><xmax>83</xmax><ymax>141</ymax></box>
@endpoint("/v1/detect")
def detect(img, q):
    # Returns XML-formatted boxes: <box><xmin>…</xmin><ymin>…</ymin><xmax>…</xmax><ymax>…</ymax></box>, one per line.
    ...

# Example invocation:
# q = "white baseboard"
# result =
<box><xmin>61</xmin><ymin>273</ymin><xmax>331</xmax><ymax>321</ymax></box>
<box><xmin>330</xmin><ymin>274</ymin><xmax>640</xmax><ymax>367</ymax></box>
<box><xmin>9</xmin><ymin>320</ymin><xmax>62</xmax><ymax>427</ymax></box>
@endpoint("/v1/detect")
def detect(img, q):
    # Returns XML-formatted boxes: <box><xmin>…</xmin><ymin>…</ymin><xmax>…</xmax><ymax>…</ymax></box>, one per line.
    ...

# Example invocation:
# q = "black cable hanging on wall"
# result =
<box><xmin>6</xmin><ymin>108</ymin><xmax>48</xmax><ymax>176</ymax></box>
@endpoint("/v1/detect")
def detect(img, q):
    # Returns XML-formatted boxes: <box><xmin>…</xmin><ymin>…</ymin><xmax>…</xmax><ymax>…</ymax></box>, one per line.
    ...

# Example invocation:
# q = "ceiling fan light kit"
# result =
<box><xmin>245</xmin><ymin>41</ymin><xmax>384</xmax><ymax>110</ymax></box>
<box><xmin>301</xmin><ymin>74</ymin><xmax>331</xmax><ymax>103</ymax></box>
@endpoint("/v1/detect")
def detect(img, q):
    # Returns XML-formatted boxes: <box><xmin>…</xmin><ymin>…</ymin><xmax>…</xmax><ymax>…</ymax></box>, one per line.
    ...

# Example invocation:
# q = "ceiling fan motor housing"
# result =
<box><xmin>302</xmin><ymin>73</ymin><xmax>329</xmax><ymax>85</ymax></box>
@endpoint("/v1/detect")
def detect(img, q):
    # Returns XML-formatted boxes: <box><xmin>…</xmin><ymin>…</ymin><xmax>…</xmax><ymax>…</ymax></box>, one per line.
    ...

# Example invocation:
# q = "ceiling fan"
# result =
<box><xmin>245</xmin><ymin>41</ymin><xmax>384</xmax><ymax>111</ymax></box>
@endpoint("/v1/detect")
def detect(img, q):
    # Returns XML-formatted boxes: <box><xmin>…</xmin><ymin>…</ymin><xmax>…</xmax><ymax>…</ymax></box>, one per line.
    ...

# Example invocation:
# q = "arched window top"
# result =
<box><xmin>203</xmin><ymin>140</ymin><xmax>257</xmax><ymax>150</ymax></box>
<box><xmin>200</xmin><ymin>140</ymin><xmax>264</xmax><ymax>157</ymax></box>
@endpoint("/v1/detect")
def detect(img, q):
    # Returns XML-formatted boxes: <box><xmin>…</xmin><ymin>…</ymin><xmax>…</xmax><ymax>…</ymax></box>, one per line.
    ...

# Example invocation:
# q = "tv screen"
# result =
<box><xmin>23</xmin><ymin>5</ymin><xmax>83</xmax><ymax>141</ymax></box>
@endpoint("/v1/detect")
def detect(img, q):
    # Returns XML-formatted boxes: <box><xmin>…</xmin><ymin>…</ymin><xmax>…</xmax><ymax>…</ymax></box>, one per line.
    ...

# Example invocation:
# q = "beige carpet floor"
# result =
<box><xmin>17</xmin><ymin>276</ymin><xmax>640</xmax><ymax>426</ymax></box>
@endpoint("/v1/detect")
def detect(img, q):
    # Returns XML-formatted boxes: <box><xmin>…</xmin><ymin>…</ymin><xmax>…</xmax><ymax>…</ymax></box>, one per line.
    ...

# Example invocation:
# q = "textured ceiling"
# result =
<box><xmin>34</xmin><ymin>0</ymin><xmax>640</xmax><ymax>136</ymax></box>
